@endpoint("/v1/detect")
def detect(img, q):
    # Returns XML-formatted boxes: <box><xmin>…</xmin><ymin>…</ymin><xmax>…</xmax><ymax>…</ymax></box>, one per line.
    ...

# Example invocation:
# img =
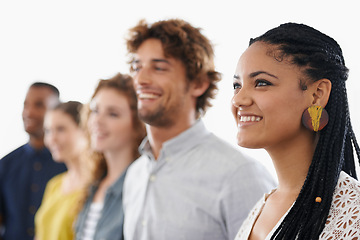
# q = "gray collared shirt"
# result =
<box><xmin>75</xmin><ymin>170</ymin><xmax>127</xmax><ymax>240</ymax></box>
<box><xmin>123</xmin><ymin>120</ymin><xmax>276</xmax><ymax>240</ymax></box>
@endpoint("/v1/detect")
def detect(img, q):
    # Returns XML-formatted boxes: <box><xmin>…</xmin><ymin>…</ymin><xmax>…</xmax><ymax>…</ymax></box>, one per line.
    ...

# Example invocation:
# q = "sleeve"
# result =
<box><xmin>219</xmin><ymin>161</ymin><xmax>276</xmax><ymax>240</ymax></box>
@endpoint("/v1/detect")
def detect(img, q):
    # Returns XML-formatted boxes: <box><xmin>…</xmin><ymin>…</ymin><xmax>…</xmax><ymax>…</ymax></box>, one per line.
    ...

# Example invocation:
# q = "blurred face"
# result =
<box><xmin>88</xmin><ymin>88</ymin><xmax>134</xmax><ymax>153</ymax></box>
<box><xmin>131</xmin><ymin>38</ymin><xmax>195</xmax><ymax>127</ymax></box>
<box><xmin>44</xmin><ymin>110</ymin><xmax>86</xmax><ymax>163</ymax></box>
<box><xmin>231</xmin><ymin>42</ymin><xmax>313</xmax><ymax>150</ymax></box>
<box><xmin>22</xmin><ymin>86</ymin><xmax>58</xmax><ymax>137</ymax></box>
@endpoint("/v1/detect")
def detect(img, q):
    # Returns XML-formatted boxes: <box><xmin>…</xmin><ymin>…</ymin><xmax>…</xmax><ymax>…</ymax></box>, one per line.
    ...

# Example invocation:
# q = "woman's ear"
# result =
<box><xmin>311</xmin><ymin>79</ymin><xmax>332</xmax><ymax>107</ymax></box>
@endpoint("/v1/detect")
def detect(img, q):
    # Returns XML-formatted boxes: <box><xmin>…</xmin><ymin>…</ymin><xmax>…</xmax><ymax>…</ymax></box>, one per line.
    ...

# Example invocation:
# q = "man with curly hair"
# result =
<box><xmin>122</xmin><ymin>18</ymin><xmax>275</xmax><ymax>240</ymax></box>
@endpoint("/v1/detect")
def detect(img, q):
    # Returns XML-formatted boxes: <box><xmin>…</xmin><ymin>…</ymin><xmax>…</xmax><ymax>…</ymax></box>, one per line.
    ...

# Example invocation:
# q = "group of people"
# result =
<box><xmin>0</xmin><ymin>18</ymin><xmax>359</xmax><ymax>240</ymax></box>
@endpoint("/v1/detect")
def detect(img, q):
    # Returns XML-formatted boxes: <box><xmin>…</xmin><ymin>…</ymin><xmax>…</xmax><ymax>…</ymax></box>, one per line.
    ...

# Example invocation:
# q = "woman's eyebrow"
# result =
<box><xmin>249</xmin><ymin>71</ymin><xmax>278</xmax><ymax>79</ymax></box>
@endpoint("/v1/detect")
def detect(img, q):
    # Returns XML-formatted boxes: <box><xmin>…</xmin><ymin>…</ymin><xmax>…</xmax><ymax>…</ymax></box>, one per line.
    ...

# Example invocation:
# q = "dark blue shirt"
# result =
<box><xmin>0</xmin><ymin>143</ymin><xmax>67</xmax><ymax>240</ymax></box>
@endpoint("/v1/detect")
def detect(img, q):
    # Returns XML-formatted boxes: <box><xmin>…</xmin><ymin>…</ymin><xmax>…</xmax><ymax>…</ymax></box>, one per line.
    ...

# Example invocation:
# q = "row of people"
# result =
<box><xmin>35</xmin><ymin>73</ymin><xmax>146</xmax><ymax>240</ymax></box>
<box><xmin>1</xmin><ymin>18</ymin><xmax>360</xmax><ymax>240</ymax></box>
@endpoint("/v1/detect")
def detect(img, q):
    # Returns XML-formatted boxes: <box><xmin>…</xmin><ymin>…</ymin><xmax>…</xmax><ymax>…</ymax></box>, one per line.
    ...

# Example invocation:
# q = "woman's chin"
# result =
<box><xmin>236</xmin><ymin>137</ymin><xmax>263</xmax><ymax>149</ymax></box>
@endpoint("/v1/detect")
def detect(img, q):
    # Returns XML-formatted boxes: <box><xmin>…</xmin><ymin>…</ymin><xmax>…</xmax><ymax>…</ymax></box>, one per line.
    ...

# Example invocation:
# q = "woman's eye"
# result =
<box><xmin>90</xmin><ymin>108</ymin><xmax>98</xmax><ymax>114</ymax></box>
<box><xmin>255</xmin><ymin>79</ymin><xmax>272</xmax><ymax>87</ymax></box>
<box><xmin>233</xmin><ymin>82</ymin><xmax>241</xmax><ymax>90</ymax></box>
<box><xmin>233</xmin><ymin>82</ymin><xmax>242</xmax><ymax>94</ymax></box>
<box><xmin>56</xmin><ymin>126</ymin><xmax>65</xmax><ymax>132</ymax></box>
<box><xmin>109</xmin><ymin>112</ymin><xmax>119</xmax><ymax>118</ymax></box>
<box><xmin>154</xmin><ymin>66</ymin><xmax>166</xmax><ymax>71</ymax></box>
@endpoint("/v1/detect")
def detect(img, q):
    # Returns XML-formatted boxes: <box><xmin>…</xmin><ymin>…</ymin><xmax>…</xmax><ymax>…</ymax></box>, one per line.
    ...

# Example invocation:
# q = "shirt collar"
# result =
<box><xmin>24</xmin><ymin>143</ymin><xmax>51</xmax><ymax>157</ymax></box>
<box><xmin>104</xmin><ymin>169</ymin><xmax>128</xmax><ymax>197</ymax></box>
<box><xmin>139</xmin><ymin>119</ymin><xmax>211</xmax><ymax>159</ymax></box>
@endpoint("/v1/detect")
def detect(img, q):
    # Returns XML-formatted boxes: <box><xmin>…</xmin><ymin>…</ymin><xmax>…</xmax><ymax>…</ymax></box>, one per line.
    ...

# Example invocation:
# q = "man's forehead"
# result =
<box><xmin>26</xmin><ymin>87</ymin><xmax>58</xmax><ymax>104</ymax></box>
<box><xmin>28</xmin><ymin>86</ymin><xmax>54</xmax><ymax>95</ymax></box>
<box><xmin>134</xmin><ymin>39</ymin><xmax>168</xmax><ymax>59</ymax></box>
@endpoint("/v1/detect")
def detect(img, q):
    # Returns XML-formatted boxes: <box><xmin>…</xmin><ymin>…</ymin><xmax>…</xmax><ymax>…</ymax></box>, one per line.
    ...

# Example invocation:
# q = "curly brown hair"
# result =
<box><xmin>126</xmin><ymin>19</ymin><xmax>222</xmax><ymax>117</ymax></box>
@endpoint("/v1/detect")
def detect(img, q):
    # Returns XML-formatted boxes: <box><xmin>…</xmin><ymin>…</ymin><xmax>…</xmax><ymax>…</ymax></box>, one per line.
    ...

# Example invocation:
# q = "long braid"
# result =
<box><xmin>250</xmin><ymin>23</ymin><xmax>360</xmax><ymax>239</ymax></box>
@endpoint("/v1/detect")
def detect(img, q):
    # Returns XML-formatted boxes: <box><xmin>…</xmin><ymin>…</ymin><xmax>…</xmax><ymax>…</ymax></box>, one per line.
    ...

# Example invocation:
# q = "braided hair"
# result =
<box><xmin>250</xmin><ymin>23</ymin><xmax>360</xmax><ymax>239</ymax></box>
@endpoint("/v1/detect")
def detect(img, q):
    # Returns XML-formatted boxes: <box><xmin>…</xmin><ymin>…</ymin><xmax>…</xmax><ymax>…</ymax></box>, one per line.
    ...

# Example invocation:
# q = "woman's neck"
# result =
<box><xmin>62</xmin><ymin>156</ymin><xmax>85</xmax><ymax>193</ymax></box>
<box><xmin>266</xmin><ymin>132</ymin><xmax>317</xmax><ymax>195</ymax></box>
<box><xmin>91</xmin><ymin>147</ymin><xmax>134</xmax><ymax>203</ymax></box>
<box><xmin>103</xmin><ymin>147</ymin><xmax>134</xmax><ymax>183</ymax></box>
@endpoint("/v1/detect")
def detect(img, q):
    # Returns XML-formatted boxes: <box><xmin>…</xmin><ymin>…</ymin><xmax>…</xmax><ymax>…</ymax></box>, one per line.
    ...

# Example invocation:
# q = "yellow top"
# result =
<box><xmin>35</xmin><ymin>172</ymin><xmax>82</xmax><ymax>240</ymax></box>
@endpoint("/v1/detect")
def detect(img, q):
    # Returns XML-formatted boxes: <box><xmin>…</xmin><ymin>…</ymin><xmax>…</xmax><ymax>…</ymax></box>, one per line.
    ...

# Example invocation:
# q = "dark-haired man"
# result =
<box><xmin>0</xmin><ymin>82</ymin><xmax>67</xmax><ymax>240</ymax></box>
<box><xmin>122</xmin><ymin>19</ymin><xmax>276</xmax><ymax>240</ymax></box>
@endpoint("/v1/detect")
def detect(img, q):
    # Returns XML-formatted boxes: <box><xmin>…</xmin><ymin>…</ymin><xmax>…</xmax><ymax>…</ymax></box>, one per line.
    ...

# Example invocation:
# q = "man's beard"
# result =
<box><xmin>138</xmin><ymin>99</ymin><xmax>185</xmax><ymax>128</ymax></box>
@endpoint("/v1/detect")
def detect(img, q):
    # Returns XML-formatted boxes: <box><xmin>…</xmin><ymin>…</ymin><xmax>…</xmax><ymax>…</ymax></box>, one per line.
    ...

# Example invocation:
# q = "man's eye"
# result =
<box><xmin>131</xmin><ymin>62</ymin><xmax>141</xmax><ymax>72</ymax></box>
<box><xmin>132</xmin><ymin>66</ymin><xmax>141</xmax><ymax>72</ymax></box>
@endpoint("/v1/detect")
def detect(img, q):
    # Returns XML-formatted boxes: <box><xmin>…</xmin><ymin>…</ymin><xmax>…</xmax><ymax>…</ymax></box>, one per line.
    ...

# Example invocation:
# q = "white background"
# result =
<box><xmin>1</xmin><ymin>0</ymin><xmax>359</xmax><ymax>178</ymax></box>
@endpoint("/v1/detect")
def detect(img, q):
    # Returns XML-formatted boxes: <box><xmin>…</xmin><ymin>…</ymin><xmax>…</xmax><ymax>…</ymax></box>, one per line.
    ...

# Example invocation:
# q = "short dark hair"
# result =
<box><xmin>30</xmin><ymin>82</ymin><xmax>60</xmax><ymax>98</ymax></box>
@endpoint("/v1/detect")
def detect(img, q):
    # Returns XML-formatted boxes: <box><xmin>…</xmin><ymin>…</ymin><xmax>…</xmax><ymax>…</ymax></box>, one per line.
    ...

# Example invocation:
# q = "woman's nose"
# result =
<box><xmin>232</xmin><ymin>88</ymin><xmax>253</xmax><ymax>108</ymax></box>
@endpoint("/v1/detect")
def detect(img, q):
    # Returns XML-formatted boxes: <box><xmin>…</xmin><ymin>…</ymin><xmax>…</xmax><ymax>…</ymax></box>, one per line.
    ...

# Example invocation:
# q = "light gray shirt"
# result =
<box><xmin>123</xmin><ymin>120</ymin><xmax>276</xmax><ymax>240</ymax></box>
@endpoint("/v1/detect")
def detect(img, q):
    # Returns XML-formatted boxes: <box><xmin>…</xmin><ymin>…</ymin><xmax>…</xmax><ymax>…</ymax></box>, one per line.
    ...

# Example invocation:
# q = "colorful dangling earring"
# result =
<box><xmin>302</xmin><ymin>105</ymin><xmax>329</xmax><ymax>132</ymax></box>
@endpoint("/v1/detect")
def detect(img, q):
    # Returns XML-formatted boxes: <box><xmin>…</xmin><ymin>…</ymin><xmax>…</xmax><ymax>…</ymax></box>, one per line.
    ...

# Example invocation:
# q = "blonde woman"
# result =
<box><xmin>35</xmin><ymin>101</ymin><xmax>88</xmax><ymax>240</ymax></box>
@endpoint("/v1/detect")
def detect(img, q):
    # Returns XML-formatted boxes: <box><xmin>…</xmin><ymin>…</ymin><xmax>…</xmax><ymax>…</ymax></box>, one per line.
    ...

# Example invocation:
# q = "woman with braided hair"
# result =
<box><xmin>231</xmin><ymin>23</ymin><xmax>360</xmax><ymax>239</ymax></box>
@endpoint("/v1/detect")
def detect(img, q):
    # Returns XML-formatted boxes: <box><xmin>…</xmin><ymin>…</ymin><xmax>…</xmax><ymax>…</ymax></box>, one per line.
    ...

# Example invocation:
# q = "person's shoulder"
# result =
<box><xmin>337</xmin><ymin>171</ymin><xmax>360</xmax><ymax>194</ymax></box>
<box><xmin>1</xmin><ymin>144</ymin><xmax>27</xmax><ymax>159</ymax></box>
<box><xmin>200</xmin><ymin>133</ymin><xmax>238</xmax><ymax>152</ymax></box>
<box><xmin>123</xmin><ymin>155</ymin><xmax>149</xmax><ymax>192</ymax></box>
<box><xmin>332</xmin><ymin>171</ymin><xmax>360</xmax><ymax>213</ymax></box>
<box><xmin>331</xmin><ymin>171</ymin><xmax>360</xmax><ymax>209</ymax></box>
<box><xmin>0</xmin><ymin>144</ymin><xmax>27</xmax><ymax>165</ymax></box>
<box><xmin>126</xmin><ymin>155</ymin><xmax>148</xmax><ymax>174</ymax></box>
<box><xmin>199</xmin><ymin>134</ymin><xmax>276</xmax><ymax>181</ymax></box>
<box><xmin>47</xmin><ymin>172</ymin><xmax>66</xmax><ymax>187</ymax></box>
<box><xmin>198</xmin><ymin>133</ymin><xmax>256</xmax><ymax>165</ymax></box>
<box><xmin>321</xmin><ymin>171</ymin><xmax>360</xmax><ymax>238</ymax></box>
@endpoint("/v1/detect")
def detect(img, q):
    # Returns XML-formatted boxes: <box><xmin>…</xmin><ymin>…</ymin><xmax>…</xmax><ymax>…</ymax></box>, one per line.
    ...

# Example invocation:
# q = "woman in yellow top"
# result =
<box><xmin>35</xmin><ymin>101</ymin><xmax>89</xmax><ymax>240</ymax></box>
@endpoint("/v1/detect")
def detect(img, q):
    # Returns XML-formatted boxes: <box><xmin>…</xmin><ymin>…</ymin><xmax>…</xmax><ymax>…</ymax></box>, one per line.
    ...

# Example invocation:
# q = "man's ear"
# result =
<box><xmin>190</xmin><ymin>76</ymin><xmax>210</xmax><ymax>98</ymax></box>
<box><xmin>311</xmin><ymin>78</ymin><xmax>332</xmax><ymax>107</ymax></box>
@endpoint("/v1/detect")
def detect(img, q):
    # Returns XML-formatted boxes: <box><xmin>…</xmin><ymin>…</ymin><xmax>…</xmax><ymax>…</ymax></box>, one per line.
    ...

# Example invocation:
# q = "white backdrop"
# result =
<box><xmin>1</xmin><ymin>0</ymin><xmax>359</xmax><ymax>178</ymax></box>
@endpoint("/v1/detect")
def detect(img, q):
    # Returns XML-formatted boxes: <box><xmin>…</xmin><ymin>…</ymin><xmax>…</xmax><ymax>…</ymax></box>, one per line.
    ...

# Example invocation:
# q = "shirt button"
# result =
<box><xmin>149</xmin><ymin>175</ymin><xmax>156</xmax><ymax>182</ymax></box>
<box><xmin>27</xmin><ymin>227</ymin><xmax>34</xmax><ymax>236</ymax></box>
<box><xmin>31</xmin><ymin>183</ymin><xmax>39</xmax><ymax>192</ymax></box>
<box><xmin>29</xmin><ymin>205</ymin><xmax>37</xmax><ymax>215</ymax></box>
<box><xmin>33</xmin><ymin>161</ymin><xmax>42</xmax><ymax>171</ymax></box>
<box><xmin>142</xmin><ymin>220</ymin><xmax>147</xmax><ymax>226</ymax></box>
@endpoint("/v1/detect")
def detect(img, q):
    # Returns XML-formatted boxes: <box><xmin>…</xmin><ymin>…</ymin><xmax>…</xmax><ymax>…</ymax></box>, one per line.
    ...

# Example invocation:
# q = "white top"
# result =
<box><xmin>80</xmin><ymin>202</ymin><xmax>104</xmax><ymax>240</ymax></box>
<box><xmin>234</xmin><ymin>171</ymin><xmax>360</xmax><ymax>240</ymax></box>
<box><xmin>123</xmin><ymin>120</ymin><xmax>276</xmax><ymax>240</ymax></box>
